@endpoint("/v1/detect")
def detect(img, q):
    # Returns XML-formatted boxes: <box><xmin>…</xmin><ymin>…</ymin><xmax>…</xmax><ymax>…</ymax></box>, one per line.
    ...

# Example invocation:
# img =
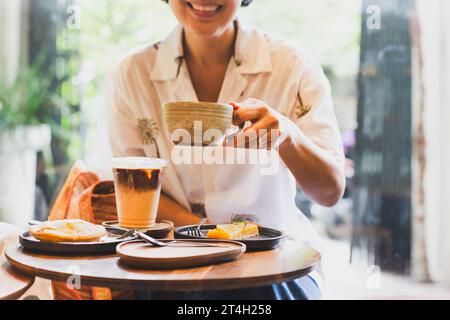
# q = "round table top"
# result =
<box><xmin>5</xmin><ymin>239</ymin><xmax>320</xmax><ymax>292</ymax></box>
<box><xmin>0</xmin><ymin>257</ymin><xmax>35</xmax><ymax>300</ymax></box>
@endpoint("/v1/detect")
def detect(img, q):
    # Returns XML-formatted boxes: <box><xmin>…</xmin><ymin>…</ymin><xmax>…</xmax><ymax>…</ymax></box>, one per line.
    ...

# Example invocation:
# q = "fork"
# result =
<box><xmin>187</xmin><ymin>218</ymin><xmax>208</xmax><ymax>238</ymax></box>
<box><xmin>187</xmin><ymin>227</ymin><xmax>204</xmax><ymax>238</ymax></box>
<box><xmin>116</xmin><ymin>229</ymin><xmax>136</xmax><ymax>240</ymax></box>
<box><xmin>136</xmin><ymin>231</ymin><xmax>230</xmax><ymax>248</ymax></box>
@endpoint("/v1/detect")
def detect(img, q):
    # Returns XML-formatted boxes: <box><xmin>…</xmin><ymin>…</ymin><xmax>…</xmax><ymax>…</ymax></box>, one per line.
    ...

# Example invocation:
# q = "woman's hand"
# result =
<box><xmin>225</xmin><ymin>98</ymin><xmax>288</xmax><ymax>149</ymax></box>
<box><xmin>226</xmin><ymin>98</ymin><xmax>345</xmax><ymax>207</ymax></box>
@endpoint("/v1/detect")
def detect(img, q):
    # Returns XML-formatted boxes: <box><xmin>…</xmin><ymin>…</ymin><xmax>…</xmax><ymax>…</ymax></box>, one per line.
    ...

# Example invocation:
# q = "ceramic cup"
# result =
<box><xmin>161</xmin><ymin>101</ymin><xmax>237</xmax><ymax>146</ymax></box>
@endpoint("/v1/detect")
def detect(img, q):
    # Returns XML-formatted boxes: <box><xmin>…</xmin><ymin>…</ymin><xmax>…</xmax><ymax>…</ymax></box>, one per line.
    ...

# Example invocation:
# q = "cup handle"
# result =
<box><xmin>223</xmin><ymin>121</ymin><xmax>246</xmax><ymax>143</ymax></box>
<box><xmin>221</xmin><ymin>106</ymin><xmax>246</xmax><ymax>144</ymax></box>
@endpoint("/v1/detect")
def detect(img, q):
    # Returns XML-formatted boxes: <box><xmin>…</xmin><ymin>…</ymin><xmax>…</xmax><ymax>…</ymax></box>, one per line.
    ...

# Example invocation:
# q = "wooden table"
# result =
<box><xmin>5</xmin><ymin>239</ymin><xmax>320</xmax><ymax>292</ymax></box>
<box><xmin>0</xmin><ymin>257</ymin><xmax>35</xmax><ymax>300</ymax></box>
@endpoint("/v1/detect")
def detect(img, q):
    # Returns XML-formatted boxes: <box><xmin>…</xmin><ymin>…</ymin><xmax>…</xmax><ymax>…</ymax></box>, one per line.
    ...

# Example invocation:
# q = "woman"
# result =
<box><xmin>108</xmin><ymin>0</ymin><xmax>345</xmax><ymax>300</ymax></box>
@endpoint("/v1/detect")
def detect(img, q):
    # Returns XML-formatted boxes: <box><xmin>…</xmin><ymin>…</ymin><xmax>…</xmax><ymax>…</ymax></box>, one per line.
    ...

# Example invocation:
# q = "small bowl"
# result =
<box><xmin>161</xmin><ymin>101</ymin><xmax>234</xmax><ymax>146</ymax></box>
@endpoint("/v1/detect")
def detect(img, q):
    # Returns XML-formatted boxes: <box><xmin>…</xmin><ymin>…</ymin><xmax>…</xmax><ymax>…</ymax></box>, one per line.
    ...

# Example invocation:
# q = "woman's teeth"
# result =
<box><xmin>190</xmin><ymin>3</ymin><xmax>220</xmax><ymax>12</ymax></box>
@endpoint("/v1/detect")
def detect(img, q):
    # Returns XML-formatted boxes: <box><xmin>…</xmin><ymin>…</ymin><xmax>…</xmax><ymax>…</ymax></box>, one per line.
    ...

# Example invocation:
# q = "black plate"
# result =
<box><xmin>19</xmin><ymin>228</ymin><xmax>137</xmax><ymax>255</ymax></box>
<box><xmin>175</xmin><ymin>224</ymin><xmax>284</xmax><ymax>251</ymax></box>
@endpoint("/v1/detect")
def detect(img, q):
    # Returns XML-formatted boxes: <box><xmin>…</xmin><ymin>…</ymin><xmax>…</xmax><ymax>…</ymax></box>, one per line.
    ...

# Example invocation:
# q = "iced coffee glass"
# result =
<box><xmin>112</xmin><ymin>157</ymin><xmax>168</xmax><ymax>229</ymax></box>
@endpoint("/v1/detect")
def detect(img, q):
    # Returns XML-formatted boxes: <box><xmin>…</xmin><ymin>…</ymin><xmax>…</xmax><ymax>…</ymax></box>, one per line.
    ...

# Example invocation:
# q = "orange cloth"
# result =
<box><xmin>49</xmin><ymin>161</ymin><xmax>99</xmax><ymax>221</ymax></box>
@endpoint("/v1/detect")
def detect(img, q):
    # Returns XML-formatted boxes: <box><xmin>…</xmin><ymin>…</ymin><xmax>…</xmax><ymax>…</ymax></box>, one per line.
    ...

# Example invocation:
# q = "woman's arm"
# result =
<box><xmin>157</xmin><ymin>194</ymin><xmax>202</xmax><ymax>227</ymax></box>
<box><xmin>278</xmin><ymin>121</ymin><xmax>345</xmax><ymax>207</ymax></box>
<box><xmin>231</xmin><ymin>99</ymin><xmax>345</xmax><ymax>207</ymax></box>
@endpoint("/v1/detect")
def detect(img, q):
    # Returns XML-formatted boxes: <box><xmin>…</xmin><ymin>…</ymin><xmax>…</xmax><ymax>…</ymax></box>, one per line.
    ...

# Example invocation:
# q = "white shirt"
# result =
<box><xmin>107</xmin><ymin>20</ymin><xmax>344</xmax><ymax>287</ymax></box>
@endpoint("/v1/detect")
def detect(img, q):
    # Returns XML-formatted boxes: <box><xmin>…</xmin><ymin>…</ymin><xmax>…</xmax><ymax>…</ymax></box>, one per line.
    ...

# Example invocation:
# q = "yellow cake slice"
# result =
<box><xmin>207</xmin><ymin>222</ymin><xmax>259</xmax><ymax>240</ymax></box>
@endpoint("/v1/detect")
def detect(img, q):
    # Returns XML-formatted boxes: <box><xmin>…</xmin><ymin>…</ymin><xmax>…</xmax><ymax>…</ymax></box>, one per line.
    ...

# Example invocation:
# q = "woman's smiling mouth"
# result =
<box><xmin>185</xmin><ymin>1</ymin><xmax>224</xmax><ymax>19</ymax></box>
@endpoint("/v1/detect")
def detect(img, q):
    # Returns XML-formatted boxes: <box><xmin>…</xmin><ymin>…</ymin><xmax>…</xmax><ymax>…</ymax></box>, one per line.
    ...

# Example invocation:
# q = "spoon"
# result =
<box><xmin>28</xmin><ymin>220</ymin><xmax>43</xmax><ymax>226</ymax></box>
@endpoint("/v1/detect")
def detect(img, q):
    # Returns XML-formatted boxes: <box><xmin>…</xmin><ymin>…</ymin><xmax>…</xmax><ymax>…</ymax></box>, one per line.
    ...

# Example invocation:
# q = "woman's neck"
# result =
<box><xmin>183</xmin><ymin>23</ymin><xmax>237</xmax><ymax>66</ymax></box>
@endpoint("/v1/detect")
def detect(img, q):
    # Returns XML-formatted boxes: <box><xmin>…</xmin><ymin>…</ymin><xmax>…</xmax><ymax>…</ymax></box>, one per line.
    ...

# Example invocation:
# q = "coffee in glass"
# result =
<box><xmin>112</xmin><ymin>157</ymin><xmax>168</xmax><ymax>229</ymax></box>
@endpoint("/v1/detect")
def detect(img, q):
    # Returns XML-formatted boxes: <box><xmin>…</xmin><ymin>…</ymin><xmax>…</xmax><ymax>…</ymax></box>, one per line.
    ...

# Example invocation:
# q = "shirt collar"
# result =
<box><xmin>150</xmin><ymin>19</ymin><xmax>273</xmax><ymax>81</ymax></box>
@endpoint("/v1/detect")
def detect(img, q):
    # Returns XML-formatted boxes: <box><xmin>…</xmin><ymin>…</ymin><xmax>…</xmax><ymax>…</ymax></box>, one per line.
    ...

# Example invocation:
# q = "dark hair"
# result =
<box><xmin>161</xmin><ymin>0</ymin><xmax>253</xmax><ymax>7</ymax></box>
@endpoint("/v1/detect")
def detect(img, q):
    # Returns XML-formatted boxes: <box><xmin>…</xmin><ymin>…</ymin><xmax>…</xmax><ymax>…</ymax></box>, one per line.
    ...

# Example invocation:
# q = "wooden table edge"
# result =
<box><xmin>6</xmin><ymin>248</ymin><xmax>320</xmax><ymax>292</ymax></box>
<box><xmin>0</xmin><ymin>262</ymin><xmax>35</xmax><ymax>300</ymax></box>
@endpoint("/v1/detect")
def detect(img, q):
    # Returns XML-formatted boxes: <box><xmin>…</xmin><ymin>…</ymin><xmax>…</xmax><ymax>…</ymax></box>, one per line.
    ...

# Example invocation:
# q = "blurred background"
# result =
<box><xmin>1</xmin><ymin>0</ymin><xmax>450</xmax><ymax>299</ymax></box>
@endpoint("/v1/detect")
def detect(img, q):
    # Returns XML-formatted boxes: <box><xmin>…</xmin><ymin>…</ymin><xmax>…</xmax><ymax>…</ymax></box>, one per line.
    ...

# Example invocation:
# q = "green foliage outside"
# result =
<box><xmin>0</xmin><ymin>60</ymin><xmax>54</xmax><ymax>130</ymax></box>
<box><xmin>0</xmin><ymin>57</ymin><xmax>82</xmax><ymax>163</ymax></box>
